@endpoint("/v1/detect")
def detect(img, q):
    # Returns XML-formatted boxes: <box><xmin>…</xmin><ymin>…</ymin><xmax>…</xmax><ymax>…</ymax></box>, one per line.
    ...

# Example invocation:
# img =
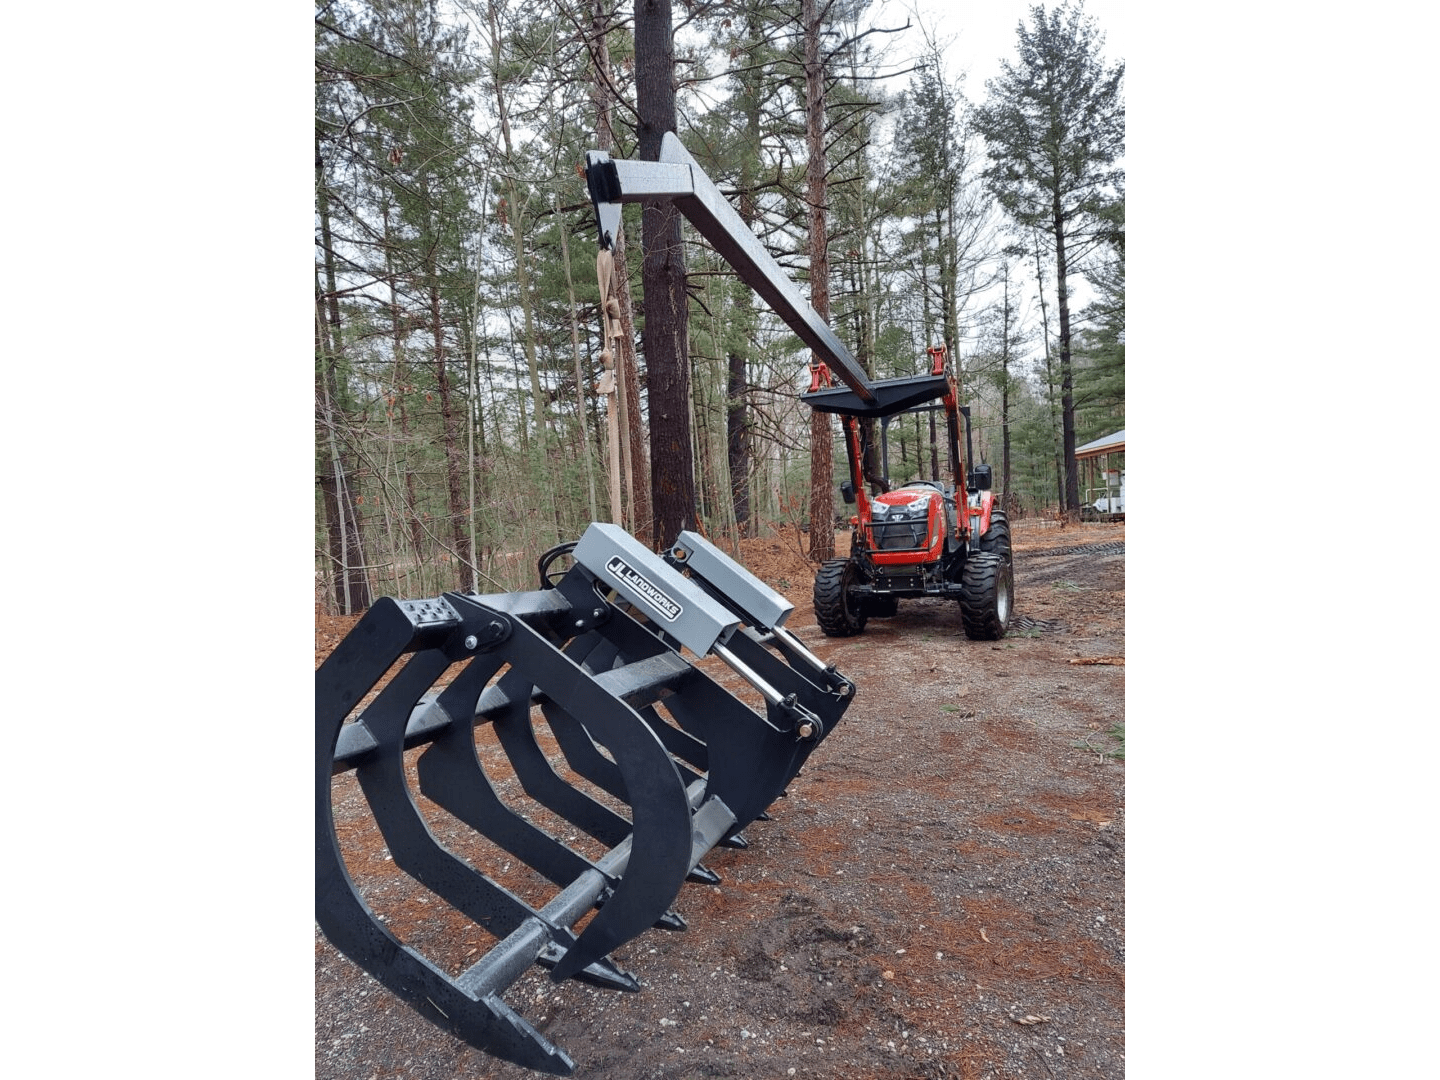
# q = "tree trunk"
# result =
<box><xmin>315</xmin><ymin>152</ymin><xmax>371</xmax><ymax>613</ymax></box>
<box><xmin>803</xmin><ymin>0</ymin><xmax>834</xmax><ymax>561</ymax></box>
<box><xmin>1029</xmin><ymin>229</ymin><xmax>1064</xmax><ymax>513</ymax></box>
<box><xmin>428</xmin><ymin>267</ymin><xmax>476</xmax><ymax>591</ymax></box>
<box><xmin>636</xmin><ymin>0</ymin><xmax>695</xmax><ymax>548</ymax></box>
<box><xmin>1000</xmin><ymin>350</ymin><xmax>1012</xmax><ymax>511</ymax></box>
<box><xmin>1053</xmin><ymin>190</ymin><xmax>1080</xmax><ymax>520</ymax></box>
<box><xmin>1001</xmin><ymin>266</ymin><xmax>1013</xmax><ymax>511</ymax></box>
<box><xmin>611</xmin><ymin>232</ymin><xmax>651</xmax><ymax>532</ymax></box>
<box><xmin>488</xmin><ymin>0</ymin><xmax>545</xmax><ymax>447</ymax></box>
<box><xmin>724</xmin><ymin>11</ymin><xmax>767</xmax><ymax>539</ymax></box>
<box><xmin>590</xmin><ymin>3</ymin><xmax>651</xmax><ymax>532</ymax></box>
<box><xmin>314</xmin><ymin>316</ymin><xmax>370</xmax><ymax>613</ymax></box>
<box><xmin>380</xmin><ymin>201</ymin><xmax>426</xmax><ymax>558</ymax></box>
<box><xmin>559</xmin><ymin>213</ymin><xmax>599</xmax><ymax>521</ymax></box>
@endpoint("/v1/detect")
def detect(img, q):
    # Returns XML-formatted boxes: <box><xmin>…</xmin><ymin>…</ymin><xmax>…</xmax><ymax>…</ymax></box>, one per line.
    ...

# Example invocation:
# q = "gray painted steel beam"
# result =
<box><xmin>585</xmin><ymin>133</ymin><xmax>877</xmax><ymax>403</ymax></box>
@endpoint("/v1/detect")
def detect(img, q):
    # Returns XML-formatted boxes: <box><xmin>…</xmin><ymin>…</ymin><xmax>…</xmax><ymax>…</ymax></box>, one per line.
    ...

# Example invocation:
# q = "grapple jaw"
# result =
<box><xmin>316</xmin><ymin>524</ymin><xmax>853</xmax><ymax>1074</ymax></box>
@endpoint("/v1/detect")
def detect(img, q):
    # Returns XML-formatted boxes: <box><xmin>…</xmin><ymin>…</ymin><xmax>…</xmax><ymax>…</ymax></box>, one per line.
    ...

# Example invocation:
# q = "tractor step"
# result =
<box><xmin>316</xmin><ymin>523</ymin><xmax>855</xmax><ymax>1075</ymax></box>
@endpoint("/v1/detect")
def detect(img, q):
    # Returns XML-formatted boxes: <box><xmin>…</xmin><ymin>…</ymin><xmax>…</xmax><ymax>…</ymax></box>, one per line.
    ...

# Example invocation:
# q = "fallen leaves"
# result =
<box><xmin>1068</xmin><ymin>656</ymin><xmax>1124</xmax><ymax>666</ymax></box>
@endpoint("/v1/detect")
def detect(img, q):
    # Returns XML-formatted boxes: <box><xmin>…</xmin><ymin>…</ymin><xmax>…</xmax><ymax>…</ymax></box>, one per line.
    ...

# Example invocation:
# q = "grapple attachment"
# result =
<box><xmin>316</xmin><ymin>524</ymin><xmax>854</xmax><ymax>1074</ymax></box>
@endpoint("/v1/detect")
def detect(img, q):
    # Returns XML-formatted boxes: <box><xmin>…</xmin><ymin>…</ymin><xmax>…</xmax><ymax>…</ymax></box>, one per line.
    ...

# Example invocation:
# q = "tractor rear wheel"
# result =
<box><xmin>814</xmin><ymin>559</ymin><xmax>868</xmax><ymax>637</ymax></box>
<box><xmin>978</xmin><ymin>508</ymin><xmax>1012</xmax><ymax>565</ymax></box>
<box><xmin>959</xmin><ymin>553</ymin><xmax>1012</xmax><ymax>640</ymax></box>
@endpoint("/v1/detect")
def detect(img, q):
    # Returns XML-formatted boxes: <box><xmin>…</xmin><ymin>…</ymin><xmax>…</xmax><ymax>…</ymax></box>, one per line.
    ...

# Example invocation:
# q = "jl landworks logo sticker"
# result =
<box><xmin>605</xmin><ymin>556</ymin><xmax>683</xmax><ymax>622</ymax></box>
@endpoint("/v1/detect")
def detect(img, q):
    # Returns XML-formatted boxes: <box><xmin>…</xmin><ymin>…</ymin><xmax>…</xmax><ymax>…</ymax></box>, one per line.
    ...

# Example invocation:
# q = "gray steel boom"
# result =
<box><xmin>584</xmin><ymin>131</ymin><xmax>878</xmax><ymax>405</ymax></box>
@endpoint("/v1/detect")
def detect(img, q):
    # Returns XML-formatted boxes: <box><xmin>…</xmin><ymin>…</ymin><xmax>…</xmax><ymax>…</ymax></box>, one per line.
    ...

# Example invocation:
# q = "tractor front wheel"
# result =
<box><xmin>959</xmin><ymin>553</ymin><xmax>1012</xmax><ymax>641</ymax></box>
<box><xmin>978</xmin><ymin>508</ymin><xmax>1012</xmax><ymax>565</ymax></box>
<box><xmin>814</xmin><ymin>559</ymin><xmax>868</xmax><ymax>637</ymax></box>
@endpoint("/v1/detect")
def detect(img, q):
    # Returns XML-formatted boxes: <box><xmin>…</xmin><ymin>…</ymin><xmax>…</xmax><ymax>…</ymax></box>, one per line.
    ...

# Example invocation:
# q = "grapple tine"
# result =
<box><xmin>537</xmin><ymin>700</ymin><xmax>717</xmax><ymax>887</ymax></box>
<box><xmin>488</xmin><ymin>666</ymin><xmax>636</xmax><ymax>846</ymax></box>
<box><xmin>538</xmin><ymin>701</ymin><xmax>628</xmax><ymax>802</ymax></box>
<box><xmin>565</xmin><ymin>627</ymin><xmax>712</xmax><ymax>776</ymax></box>
<box><xmin>417</xmin><ymin>659</ymin><xmax>610</xmax><ymax>891</ymax></box>
<box><xmin>317</xmin><ymin>600</ymin><xmax>580</xmax><ymax>1075</ymax></box>
<box><xmin>572</xmin><ymin>599</ymin><xmax>808</xmax><ymax>829</ymax></box>
<box><xmin>460</xmin><ymin>601</ymin><xmax>704</xmax><ymax>984</ymax></box>
<box><xmin>317</xmin><ymin>523</ymin><xmax>854</xmax><ymax>1072</ymax></box>
<box><xmin>352</xmin><ymin>648</ymin><xmax>542</xmax><ymax>940</ymax></box>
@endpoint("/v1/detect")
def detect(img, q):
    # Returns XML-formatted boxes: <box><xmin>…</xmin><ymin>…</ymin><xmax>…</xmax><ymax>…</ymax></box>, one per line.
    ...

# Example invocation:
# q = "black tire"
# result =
<box><xmin>959</xmin><ymin>552</ymin><xmax>1013</xmax><ymax>641</ymax></box>
<box><xmin>813</xmin><ymin>559</ymin><xmax>868</xmax><ymax>637</ymax></box>
<box><xmin>978</xmin><ymin>508</ymin><xmax>1012</xmax><ymax>565</ymax></box>
<box><xmin>865</xmin><ymin>595</ymin><xmax>899</xmax><ymax>618</ymax></box>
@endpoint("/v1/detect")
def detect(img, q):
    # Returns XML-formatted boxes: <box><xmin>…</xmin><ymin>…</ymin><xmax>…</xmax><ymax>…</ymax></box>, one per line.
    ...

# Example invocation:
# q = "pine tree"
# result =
<box><xmin>1073</xmin><ymin>191</ymin><xmax>1124</xmax><ymax>442</ymax></box>
<box><xmin>636</xmin><ymin>0</ymin><xmax>696</xmax><ymax>548</ymax></box>
<box><xmin>972</xmin><ymin>1</ymin><xmax>1123</xmax><ymax>520</ymax></box>
<box><xmin>970</xmin><ymin>259</ymin><xmax>1032</xmax><ymax>511</ymax></box>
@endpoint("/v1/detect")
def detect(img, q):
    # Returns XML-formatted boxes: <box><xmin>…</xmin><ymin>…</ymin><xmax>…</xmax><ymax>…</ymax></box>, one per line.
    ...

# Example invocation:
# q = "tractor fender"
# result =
<box><xmin>966</xmin><ymin>489</ymin><xmax>995</xmax><ymax>543</ymax></box>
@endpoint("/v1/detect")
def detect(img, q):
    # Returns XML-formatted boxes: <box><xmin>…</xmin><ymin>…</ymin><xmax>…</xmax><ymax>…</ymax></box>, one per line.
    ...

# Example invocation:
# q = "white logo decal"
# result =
<box><xmin>605</xmin><ymin>556</ymin><xmax>683</xmax><ymax>622</ymax></box>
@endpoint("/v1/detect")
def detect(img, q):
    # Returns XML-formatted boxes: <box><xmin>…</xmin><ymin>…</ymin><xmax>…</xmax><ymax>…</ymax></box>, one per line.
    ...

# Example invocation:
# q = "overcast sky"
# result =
<box><xmin>857</xmin><ymin>1</ymin><xmax>1129</xmax><ymax>345</ymax></box>
<box><xmin>875</xmin><ymin>0</ymin><xmax>1127</xmax><ymax>101</ymax></box>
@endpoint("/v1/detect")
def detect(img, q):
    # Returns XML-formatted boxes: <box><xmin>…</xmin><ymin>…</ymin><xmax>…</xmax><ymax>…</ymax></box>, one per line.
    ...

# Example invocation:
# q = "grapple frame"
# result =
<box><xmin>316</xmin><ymin>524</ymin><xmax>853</xmax><ymax>1074</ymax></box>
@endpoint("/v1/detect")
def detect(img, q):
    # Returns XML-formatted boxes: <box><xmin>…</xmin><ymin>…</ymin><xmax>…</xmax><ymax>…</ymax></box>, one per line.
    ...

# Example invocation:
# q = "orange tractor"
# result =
<box><xmin>802</xmin><ymin>346</ymin><xmax>1012</xmax><ymax>640</ymax></box>
<box><xmin>586</xmin><ymin>132</ymin><xmax>1013</xmax><ymax>641</ymax></box>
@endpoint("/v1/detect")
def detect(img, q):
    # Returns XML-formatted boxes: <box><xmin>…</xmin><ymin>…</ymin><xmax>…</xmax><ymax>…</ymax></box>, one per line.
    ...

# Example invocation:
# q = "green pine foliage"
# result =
<box><xmin>314</xmin><ymin>0</ymin><xmax>1125</xmax><ymax>609</ymax></box>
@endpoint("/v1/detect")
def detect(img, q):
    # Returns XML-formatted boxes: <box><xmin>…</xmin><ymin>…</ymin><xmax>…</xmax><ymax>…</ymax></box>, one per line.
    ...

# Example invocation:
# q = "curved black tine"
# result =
<box><xmin>540</xmin><ymin>701</ymin><xmax>717</xmax><ymax>885</ymax></box>
<box><xmin>354</xmin><ymin>642</ymin><xmax>642</xmax><ymax>990</ymax></box>
<box><xmin>489</xmin><ymin>667</ymin><xmax>635</xmax><ymax>847</ymax></box>
<box><xmin>414</xmin><ymin>654</ymin><xmax>641</xmax><ymax>992</ymax></box>
<box><xmin>418</xmin><ymin>654</ymin><xmax>610</xmax><ymax>891</ymax></box>
<box><xmin>589</xmin><ymin>603</ymin><xmax>800</xmax><ymax>829</ymax></box>
<box><xmin>462</xmin><ymin>604</ymin><xmax>695</xmax><ymax>984</ymax></box>
<box><xmin>353</xmin><ymin>649</ymin><xmax>546</xmax><ymax>939</ymax></box>
<box><xmin>563</xmin><ymin>628</ymin><xmax>710</xmax><ymax>777</ymax></box>
<box><xmin>316</xmin><ymin>601</ymin><xmax>577</xmax><ymax>1075</ymax></box>
<box><xmin>540</xmin><ymin>701</ymin><xmax>627</xmax><ymax>801</ymax></box>
<box><xmin>661</xmin><ymin>685</ymin><xmax>801</xmax><ymax>828</ymax></box>
<box><xmin>353</xmin><ymin>648</ymin><xmax>637</xmax><ymax>991</ymax></box>
<box><xmin>636</xmin><ymin>703</ymin><xmax>710</xmax><ymax>779</ymax></box>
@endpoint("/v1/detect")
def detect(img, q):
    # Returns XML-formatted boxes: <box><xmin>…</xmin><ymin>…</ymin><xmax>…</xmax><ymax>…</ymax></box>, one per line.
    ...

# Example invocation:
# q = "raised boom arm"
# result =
<box><xmin>584</xmin><ymin>131</ymin><xmax>877</xmax><ymax>405</ymax></box>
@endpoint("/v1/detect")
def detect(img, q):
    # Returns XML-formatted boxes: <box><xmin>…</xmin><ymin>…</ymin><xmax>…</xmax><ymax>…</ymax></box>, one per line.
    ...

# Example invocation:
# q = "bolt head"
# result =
<box><xmin>464</xmin><ymin>635</ymin><xmax>478</xmax><ymax>650</ymax></box>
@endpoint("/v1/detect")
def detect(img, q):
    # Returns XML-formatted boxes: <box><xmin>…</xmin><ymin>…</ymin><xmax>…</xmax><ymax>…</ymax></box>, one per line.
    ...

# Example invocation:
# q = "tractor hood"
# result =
<box><xmin>871</xmin><ymin>487</ymin><xmax>939</xmax><ymax>517</ymax></box>
<box><xmin>865</xmin><ymin>485</ymin><xmax>948</xmax><ymax>560</ymax></box>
